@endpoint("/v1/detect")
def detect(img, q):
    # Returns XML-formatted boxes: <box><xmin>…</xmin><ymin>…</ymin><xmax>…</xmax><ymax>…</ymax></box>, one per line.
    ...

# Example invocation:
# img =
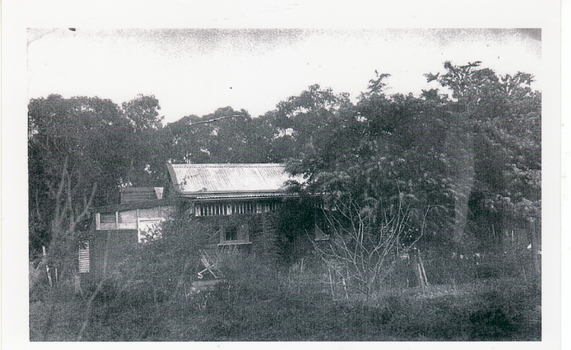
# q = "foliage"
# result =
<box><xmin>282</xmin><ymin>62</ymin><xmax>540</xmax><ymax>249</ymax></box>
<box><xmin>30</xmin><ymin>267</ymin><xmax>541</xmax><ymax>341</ymax></box>
<box><xmin>120</xmin><ymin>94</ymin><xmax>166</xmax><ymax>186</ymax></box>
<box><xmin>28</xmin><ymin>95</ymin><xmax>122</xmax><ymax>290</ymax></box>
<box><xmin>28</xmin><ymin>94</ymin><xmax>163</xmax><ymax>253</ymax></box>
<box><xmin>28</xmin><ymin>60</ymin><xmax>542</xmax><ymax>342</ymax></box>
<box><xmin>161</xmin><ymin>107</ymin><xmax>279</xmax><ymax>164</ymax></box>
<box><xmin>28</xmin><ymin>61</ymin><xmax>540</xmax><ymax>251</ymax></box>
<box><xmin>107</xmin><ymin>213</ymin><xmax>215</xmax><ymax>303</ymax></box>
<box><xmin>427</xmin><ymin>61</ymin><xmax>541</xmax><ymax>225</ymax></box>
<box><xmin>28</xmin><ymin>94</ymin><xmax>165</xmax><ymax>301</ymax></box>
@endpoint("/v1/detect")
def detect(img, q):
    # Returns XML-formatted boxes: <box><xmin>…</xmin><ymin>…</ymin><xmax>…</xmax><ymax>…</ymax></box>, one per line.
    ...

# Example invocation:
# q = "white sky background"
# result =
<box><xmin>27</xmin><ymin>28</ymin><xmax>542</xmax><ymax>124</ymax></box>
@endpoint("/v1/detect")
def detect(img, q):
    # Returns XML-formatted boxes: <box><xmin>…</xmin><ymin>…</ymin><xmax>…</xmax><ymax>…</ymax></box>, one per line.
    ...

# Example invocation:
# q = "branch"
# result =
<box><xmin>184</xmin><ymin>115</ymin><xmax>235</xmax><ymax>126</ymax></box>
<box><xmin>66</xmin><ymin>182</ymin><xmax>98</xmax><ymax>235</ymax></box>
<box><xmin>46</xmin><ymin>182</ymin><xmax>56</xmax><ymax>201</ymax></box>
<box><xmin>52</xmin><ymin>157</ymin><xmax>69</xmax><ymax>228</ymax></box>
<box><xmin>55</xmin><ymin>156</ymin><xmax>69</xmax><ymax>202</ymax></box>
<box><xmin>35</xmin><ymin>190</ymin><xmax>43</xmax><ymax>221</ymax></box>
<box><xmin>66</xmin><ymin>170</ymin><xmax>75</xmax><ymax>231</ymax></box>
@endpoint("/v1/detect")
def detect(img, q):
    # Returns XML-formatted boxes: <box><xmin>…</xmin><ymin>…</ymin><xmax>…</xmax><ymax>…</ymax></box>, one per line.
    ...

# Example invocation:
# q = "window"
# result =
<box><xmin>219</xmin><ymin>223</ymin><xmax>250</xmax><ymax>245</ymax></box>
<box><xmin>100</xmin><ymin>213</ymin><xmax>116</xmax><ymax>223</ymax></box>
<box><xmin>225</xmin><ymin>225</ymin><xmax>238</xmax><ymax>241</ymax></box>
<box><xmin>98</xmin><ymin>212</ymin><xmax>118</xmax><ymax>230</ymax></box>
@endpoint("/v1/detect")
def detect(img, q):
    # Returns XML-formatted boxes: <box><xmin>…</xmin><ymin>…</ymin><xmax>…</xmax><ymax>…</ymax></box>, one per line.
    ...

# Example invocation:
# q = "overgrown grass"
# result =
<box><xmin>30</xmin><ymin>262</ymin><xmax>541</xmax><ymax>341</ymax></box>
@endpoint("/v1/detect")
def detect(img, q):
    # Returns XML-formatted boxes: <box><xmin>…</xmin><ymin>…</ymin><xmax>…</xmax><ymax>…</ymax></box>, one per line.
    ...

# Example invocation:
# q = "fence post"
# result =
<box><xmin>43</xmin><ymin>246</ymin><xmax>53</xmax><ymax>288</ymax></box>
<box><xmin>528</xmin><ymin>217</ymin><xmax>540</xmax><ymax>279</ymax></box>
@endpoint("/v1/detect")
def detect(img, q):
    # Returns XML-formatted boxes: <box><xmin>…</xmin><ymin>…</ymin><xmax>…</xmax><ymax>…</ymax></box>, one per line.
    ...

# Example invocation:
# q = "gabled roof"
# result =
<box><xmin>167</xmin><ymin>163</ymin><xmax>303</xmax><ymax>199</ymax></box>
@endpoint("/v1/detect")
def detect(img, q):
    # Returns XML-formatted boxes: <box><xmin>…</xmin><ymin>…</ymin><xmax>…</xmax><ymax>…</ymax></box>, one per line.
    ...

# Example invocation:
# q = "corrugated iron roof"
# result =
<box><xmin>167</xmin><ymin>163</ymin><xmax>303</xmax><ymax>197</ymax></box>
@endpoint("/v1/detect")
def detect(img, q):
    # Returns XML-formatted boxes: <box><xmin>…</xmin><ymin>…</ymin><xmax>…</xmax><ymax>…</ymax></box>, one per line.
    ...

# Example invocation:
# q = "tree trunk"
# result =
<box><xmin>446</xmin><ymin>122</ymin><xmax>475</xmax><ymax>244</ymax></box>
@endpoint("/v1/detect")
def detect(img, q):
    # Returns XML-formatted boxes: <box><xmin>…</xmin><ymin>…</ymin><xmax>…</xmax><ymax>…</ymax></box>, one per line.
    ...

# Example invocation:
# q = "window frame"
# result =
<box><xmin>218</xmin><ymin>222</ymin><xmax>251</xmax><ymax>246</ymax></box>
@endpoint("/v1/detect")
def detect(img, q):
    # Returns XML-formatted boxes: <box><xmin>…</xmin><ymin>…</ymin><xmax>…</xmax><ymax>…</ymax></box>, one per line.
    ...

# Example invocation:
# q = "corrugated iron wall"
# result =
<box><xmin>88</xmin><ymin>229</ymin><xmax>138</xmax><ymax>279</ymax></box>
<box><xmin>120</xmin><ymin>187</ymin><xmax>160</xmax><ymax>204</ymax></box>
<box><xmin>79</xmin><ymin>241</ymin><xmax>90</xmax><ymax>273</ymax></box>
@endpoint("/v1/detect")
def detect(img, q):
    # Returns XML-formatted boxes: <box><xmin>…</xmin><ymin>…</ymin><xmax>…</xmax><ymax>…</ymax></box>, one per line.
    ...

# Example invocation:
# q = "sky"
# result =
<box><xmin>27</xmin><ymin>28</ymin><xmax>542</xmax><ymax>124</ymax></box>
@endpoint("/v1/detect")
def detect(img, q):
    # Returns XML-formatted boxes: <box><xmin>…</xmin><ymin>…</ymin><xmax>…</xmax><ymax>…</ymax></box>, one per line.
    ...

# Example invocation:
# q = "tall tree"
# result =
<box><xmin>282</xmin><ymin>77</ymin><xmax>456</xmax><ymax>242</ymax></box>
<box><xmin>162</xmin><ymin>106</ymin><xmax>282</xmax><ymax>164</ymax></box>
<box><xmin>121</xmin><ymin>94</ymin><xmax>165</xmax><ymax>186</ymax></box>
<box><xmin>425</xmin><ymin>61</ymin><xmax>495</xmax><ymax>243</ymax></box>
<box><xmin>427</xmin><ymin>61</ymin><xmax>541</xmax><ymax>245</ymax></box>
<box><xmin>28</xmin><ymin>94</ymin><xmax>131</xmax><ymax>285</ymax></box>
<box><xmin>279</xmin><ymin>63</ymin><xmax>540</xmax><ymax>249</ymax></box>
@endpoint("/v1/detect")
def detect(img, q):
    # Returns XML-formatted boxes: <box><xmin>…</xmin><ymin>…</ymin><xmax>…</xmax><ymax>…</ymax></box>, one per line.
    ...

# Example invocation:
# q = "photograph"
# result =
<box><xmin>25</xmin><ymin>27</ymin><xmax>544</xmax><ymax>342</ymax></box>
<box><xmin>1</xmin><ymin>0</ymin><xmax>563</xmax><ymax>348</ymax></box>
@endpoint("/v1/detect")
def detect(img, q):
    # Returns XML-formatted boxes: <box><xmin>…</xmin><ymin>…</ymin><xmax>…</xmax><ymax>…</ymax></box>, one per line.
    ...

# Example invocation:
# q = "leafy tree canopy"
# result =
<box><xmin>28</xmin><ymin>61</ymin><xmax>541</xmax><ymax>257</ymax></box>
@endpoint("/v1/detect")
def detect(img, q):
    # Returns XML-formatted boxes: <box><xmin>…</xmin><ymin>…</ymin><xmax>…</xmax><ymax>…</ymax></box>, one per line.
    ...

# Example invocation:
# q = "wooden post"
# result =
<box><xmin>43</xmin><ymin>246</ymin><xmax>53</xmax><ymax>288</ymax></box>
<box><xmin>328</xmin><ymin>265</ymin><xmax>335</xmax><ymax>299</ymax></box>
<box><xmin>342</xmin><ymin>277</ymin><xmax>349</xmax><ymax>300</ymax></box>
<box><xmin>528</xmin><ymin>217</ymin><xmax>540</xmax><ymax>287</ymax></box>
<box><xmin>95</xmin><ymin>213</ymin><xmax>101</xmax><ymax>230</ymax></box>
<box><xmin>74</xmin><ymin>274</ymin><xmax>84</xmax><ymax>297</ymax></box>
<box><xmin>417</xmin><ymin>263</ymin><xmax>425</xmax><ymax>294</ymax></box>
<box><xmin>418</xmin><ymin>250</ymin><xmax>429</xmax><ymax>287</ymax></box>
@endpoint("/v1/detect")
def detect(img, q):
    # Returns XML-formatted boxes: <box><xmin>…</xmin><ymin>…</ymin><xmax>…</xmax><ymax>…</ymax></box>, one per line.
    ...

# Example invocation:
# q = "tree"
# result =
<box><xmin>269</xmin><ymin>85</ymin><xmax>354</xmax><ymax>163</ymax></box>
<box><xmin>278</xmin><ymin>62</ymin><xmax>540</xmax><ymax>254</ymax></box>
<box><xmin>28</xmin><ymin>95</ymin><xmax>127</xmax><ymax>288</ymax></box>
<box><xmin>122</xmin><ymin>94</ymin><xmax>164</xmax><ymax>132</ymax></box>
<box><xmin>313</xmin><ymin>196</ymin><xmax>428</xmax><ymax>299</ymax></box>
<box><xmin>282</xmin><ymin>78</ymin><xmax>456</xmax><ymax>245</ymax></box>
<box><xmin>162</xmin><ymin>106</ymin><xmax>286</xmax><ymax>164</ymax></box>
<box><xmin>427</xmin><ymin>62</ymin><xmax>541</xmax><ymax>245</ymax></box>
<box><xmin>425</xmin><ymin>61</ymin><xmax>494</xmax><ymax>243</ymax></box>
<box><xmin>28</xmin><ymin>94</ymin><xmax>165</xmax><ymax>286</ymax></box>
<box><xmin>121</xmin><ymin>94</ymin><xmax>166</xmax><ymax>186</ymax></box>
<box><xmin>161</xmin><ymin>114</ymin><xmax>217</xmax><ymax>164</ymax></box>
<box><xmin>203</xmin><ymin>107</ymin><xmax>264</xmax><ymax>163</ymax></box>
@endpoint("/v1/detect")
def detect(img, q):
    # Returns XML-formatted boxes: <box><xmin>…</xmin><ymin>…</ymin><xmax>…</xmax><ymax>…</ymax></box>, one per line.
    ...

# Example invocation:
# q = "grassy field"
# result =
<box><xmin>29</xmin><ymin>275</ymin><xmax>540</xmax><ymax>341</ymax></box>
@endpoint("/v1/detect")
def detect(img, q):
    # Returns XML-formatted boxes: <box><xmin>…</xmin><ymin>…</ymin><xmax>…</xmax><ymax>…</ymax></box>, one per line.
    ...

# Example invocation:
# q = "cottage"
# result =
<box><xmin>81</xmin><ymin>163</ymin><xmax>304</xmax><ymax>277</ymax></box>
<box><xmin>167</xmin><ymin>163</ymin><xmax>303</xmax><ymax>245</ymax></box>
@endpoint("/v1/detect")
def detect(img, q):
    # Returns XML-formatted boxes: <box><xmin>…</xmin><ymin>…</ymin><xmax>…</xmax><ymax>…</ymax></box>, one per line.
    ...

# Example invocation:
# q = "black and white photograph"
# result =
<box><xmin>1</xmin><ymin>0</ymin><xmax>564</xmax><ymax>348</ymax></box>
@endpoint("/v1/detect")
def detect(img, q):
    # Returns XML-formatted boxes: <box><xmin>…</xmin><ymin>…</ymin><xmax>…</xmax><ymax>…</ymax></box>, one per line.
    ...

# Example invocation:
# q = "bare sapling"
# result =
<box><xmin>312</xmin><ymin>196</ymin><xmax>429</xmax><ymax>300</ymax></box>
<box><xmin>30</xmin><ymin>156</ymin><xmax>98</xmax><ymax>294</ymax></box>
